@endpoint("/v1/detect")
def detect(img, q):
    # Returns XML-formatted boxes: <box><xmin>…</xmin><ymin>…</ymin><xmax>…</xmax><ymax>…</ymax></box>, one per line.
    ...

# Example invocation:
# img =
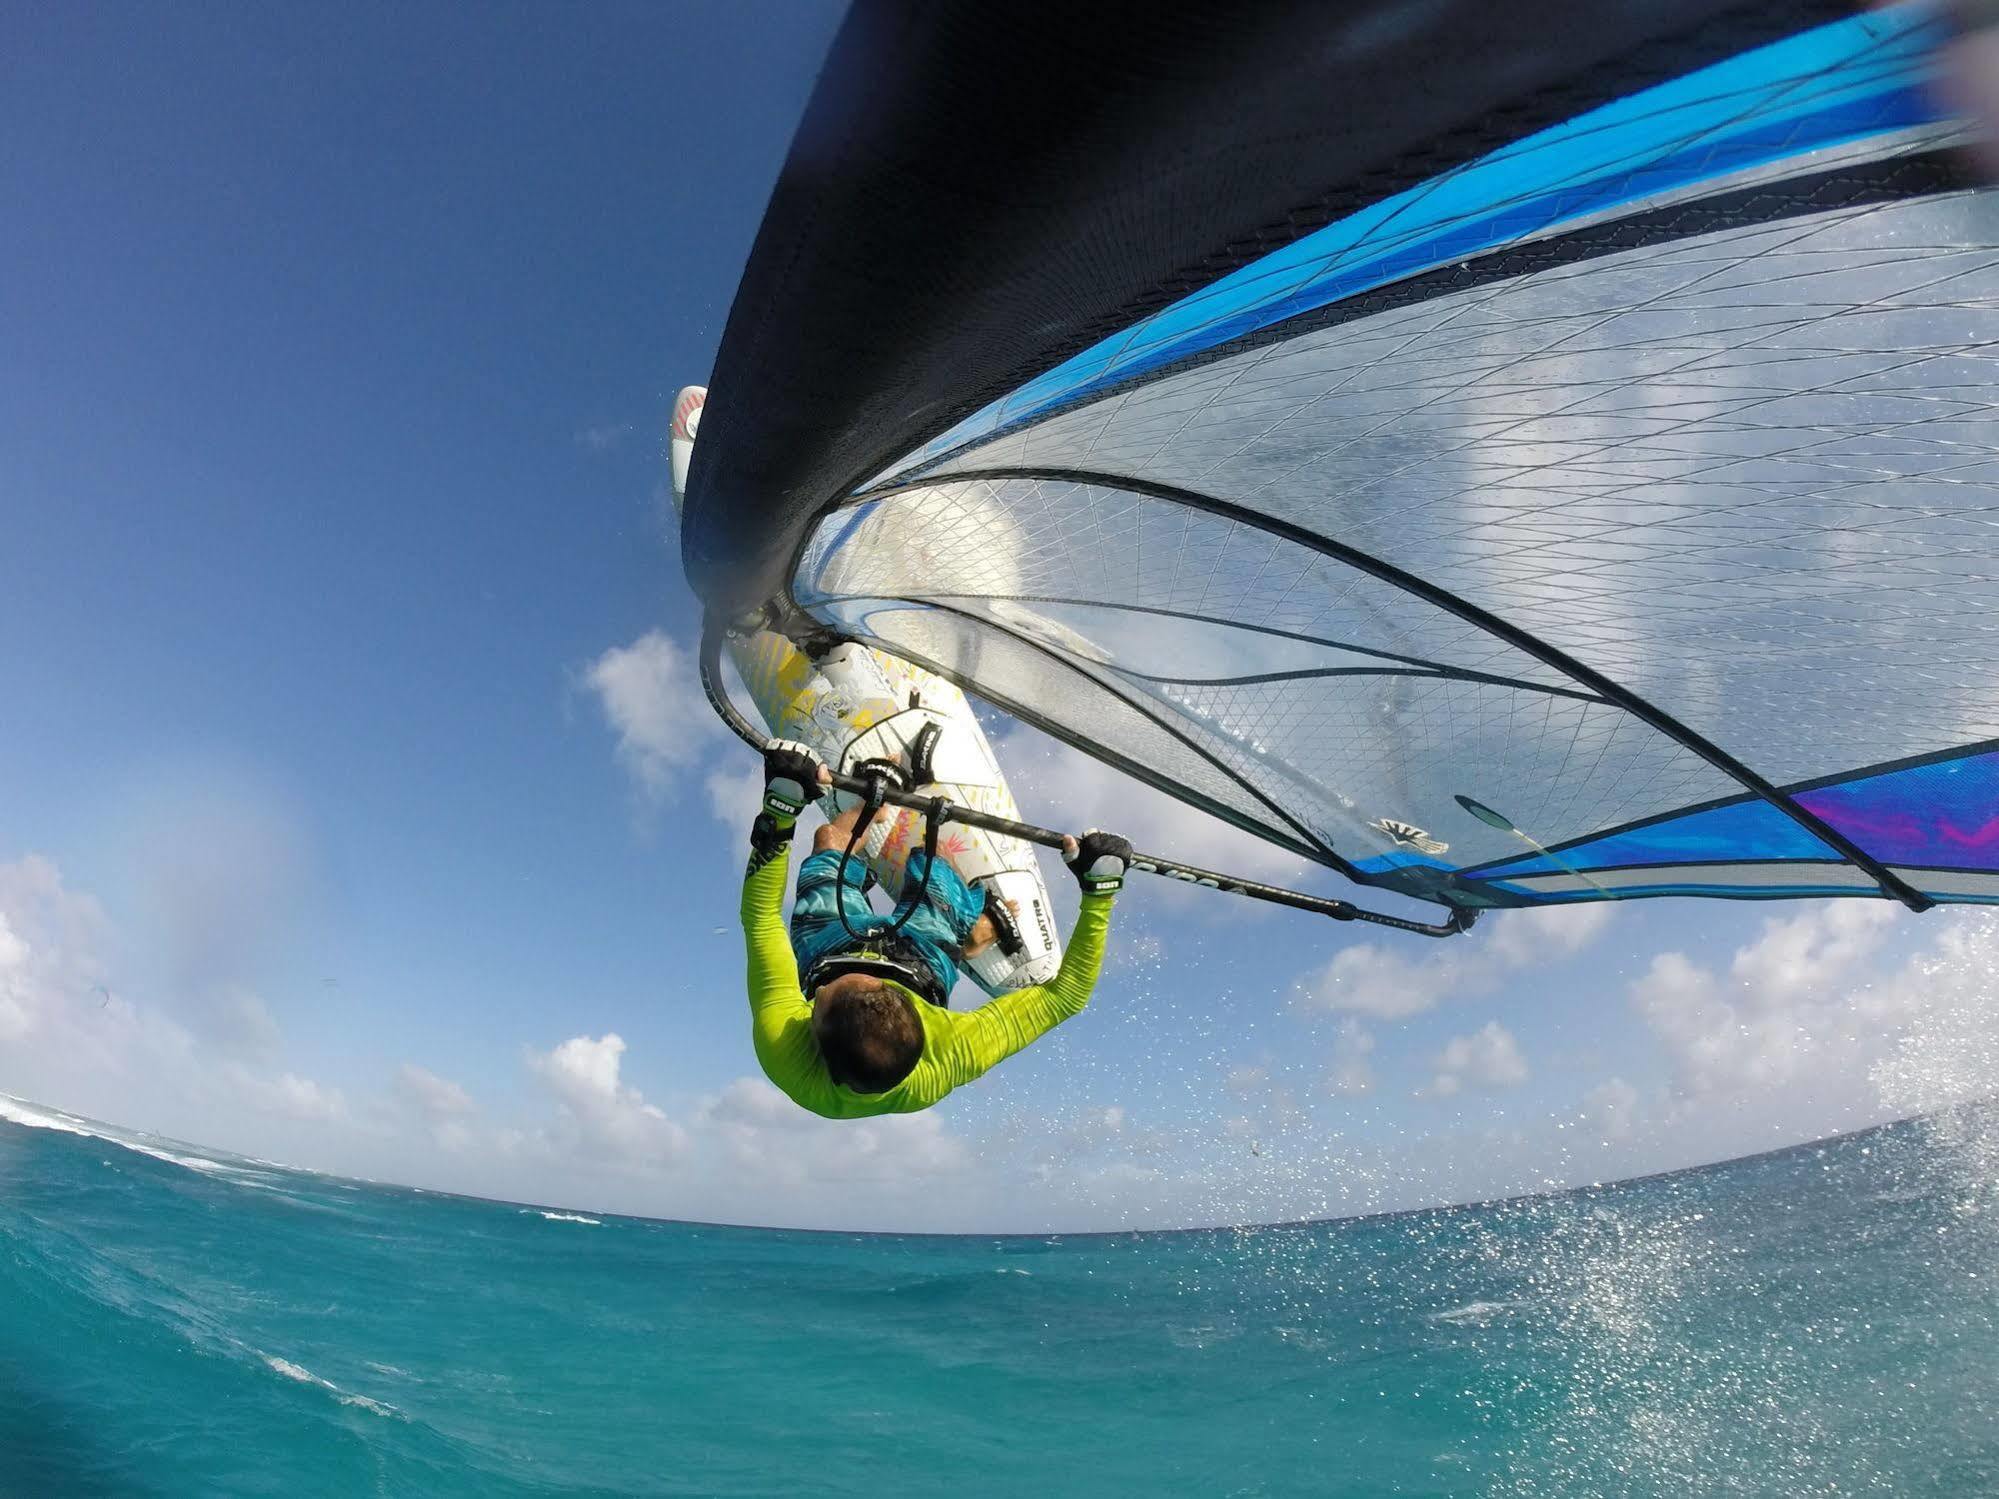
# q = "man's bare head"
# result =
<box><xmin>810</xmin><ymin>974</ymin><xmax>923</xmax><ymax>1094</ymax></box>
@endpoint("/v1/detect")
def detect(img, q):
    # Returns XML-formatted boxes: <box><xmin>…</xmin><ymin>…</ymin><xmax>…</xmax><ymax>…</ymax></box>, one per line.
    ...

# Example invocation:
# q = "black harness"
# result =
<box><xmin>805</xmin><ymin>747</ymin><xmax>1039</xmax><ymax>1010</ymax></box>
<box><xmin>803</xmin><ymin>759</ymin><xmax>963</xmax><ymax>1009</ymax></box>
<box><xmin>801</xmin><ymin>935</ymin><xmax>950</xmax><ymax>1010</ymax></box>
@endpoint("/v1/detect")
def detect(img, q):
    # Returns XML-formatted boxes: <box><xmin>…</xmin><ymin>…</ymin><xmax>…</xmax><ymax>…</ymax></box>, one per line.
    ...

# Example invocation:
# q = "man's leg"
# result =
<box><xmin>790</xmin><ymin>849</ymin><xmax>879</xmax><ymax>978</ymax></box>
<box><xmin>892</xmin><ymin>851</ymin><xmax>988</xmax><ymax>1001</ymax></box>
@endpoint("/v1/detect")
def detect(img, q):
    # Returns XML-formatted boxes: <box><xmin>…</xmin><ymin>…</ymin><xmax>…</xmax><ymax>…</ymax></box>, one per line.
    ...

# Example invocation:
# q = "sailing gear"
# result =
<box><xmin>761</xmin><ymin>740</ymin><xmax>825</xmax><ymax>822</ymax></box>
<box><xmin>1066</xmin><ymin>829</ymin><xmax>1133</xmax><ymax>896</ymax></box>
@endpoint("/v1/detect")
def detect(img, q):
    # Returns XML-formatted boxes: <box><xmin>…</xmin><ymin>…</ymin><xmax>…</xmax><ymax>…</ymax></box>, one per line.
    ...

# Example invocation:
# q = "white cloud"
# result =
<box><xmin>0</xmin><ymin>856</ymin><xmax>167</xmax><ymax>1075</ymax></box>
<box><xmin>1624</xmin><ymin>902</ymin><xmax>1999</xmax><ymax>1187</ymax></box>
<box><xmin>1727</xmin><ymin>900</ymin><xmax>1896</xmax><ymax>1005</ymax></box>
<box><xmin>0</xmin><ymin>912</ymin><xmax>35</xmax><ymax>1042</ymax></box>
<box><xmin>1580</xmin><ymin>1077</ymin><xmax>1642</xmax><ymax>1144</ymax></box>
<box><xmin>1484</xmin><ymin>902</ymin><xmax>1616</xmax><ymax>968</ymax></box>
<box><xmin>396</xmin><ymin>1063</ymin><xmax>474</xmax><ymax>1119</ymax></box>
<box><xmin>0</xmin><ymin>854</ymin><xmax>356</xmax><ymax>1151</ymax></box>
<box><xmin>0</xmin><ymin>856</ymin><xmax>113</xmax><ymax>1041</ymax></box>
<box><xmin>583</xmin><ymin>631</ymin><xmax>719</xmax><ymax>801</ymax></box>
<box><xmin>576</xmin><ymin>421</ymin><xmax>633</xmax><ymax>453</ymax></box>
<box><xmin>1632</xmin><ymin>902</ymin><xmax>1899</xmax><ymax>1100</ymax></box>
<box><xmin>1327</xmin><ymin>1020</ymin><xmax>1377</xmax><ymax>1097</ymax></box>
<box><xmin>1299</xmin><ymin>903</ymin><xmax>1611</xmax><ymax>1020</ymax></box>
<box><xmin>527</xmin><ymin>1032</ymin><xmax>689</xmax><ymax>1164</ymax></box>
<box><xmin>1870</xmin><ymin>914</ymin><xmax>1999</xmax><ymax>1122</ymax></box>
<box><xmin>229</xmin><ymin>1066</ymin><xmax>348</xmax><ymax>1123</ymax></box>
<box><xmin>1424</xmin><ymin>1021</ymin><xmax>1529</xmax><ymax>1099</ymax></box>
<box><xmin>585</xmin><ymin>630</ymin><xmax>772</xmax><ymax>833</ymax></box>
<box><xmin>1305</xmin><ymin>941</ymin><xmax>1458</xmax><ymax>1021</ymax></box>
<box><xmin>695</xmin><ymin>1076</ymin><xmax>969</xmax><ymax>1188</ymax></box>
<box><xmin>704</xmin><ymin>755</ymin><xmax>766</xmax><ymax>830</ymax></box>
<box><xmin>394</xmin><ymin>1063</ymin><xmax>477</xmax><ymax>1151</ymax></box>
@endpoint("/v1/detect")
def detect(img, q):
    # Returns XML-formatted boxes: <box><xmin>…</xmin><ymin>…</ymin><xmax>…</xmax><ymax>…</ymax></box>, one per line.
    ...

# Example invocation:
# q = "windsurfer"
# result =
<box><xmin>741</xmin><ymin>741</ymin><xmax>1127</xmax><ymax>1117</ymax></box>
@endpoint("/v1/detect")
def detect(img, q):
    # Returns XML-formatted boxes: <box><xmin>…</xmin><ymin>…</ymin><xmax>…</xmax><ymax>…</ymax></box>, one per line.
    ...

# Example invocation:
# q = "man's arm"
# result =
<box><xmin>926</xmin><ymin>888</ymin><xmax>1116</xmax><ymax>1093</ymax></box>
<box><xmin>743</xmin><ymin>740</ymin><xmax>831</xmax><ymax>1047</ymax></box>
<box><xmin>742</xmin><ymin>812</ymin><xmax>806</xmax><ymax>1034</ymax></box>
<box><xmin>926</xmin><ymin>828</ymin><xmax>1130</xmax><ymax>1089</ymax></box>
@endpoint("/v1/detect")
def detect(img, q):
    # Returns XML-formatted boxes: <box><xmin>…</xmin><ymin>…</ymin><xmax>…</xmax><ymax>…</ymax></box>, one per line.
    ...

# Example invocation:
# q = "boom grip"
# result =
<box><xmin>702</xmin><ymin>617</ymin><xmax>1474</xmax><ymax>940</ymax></box>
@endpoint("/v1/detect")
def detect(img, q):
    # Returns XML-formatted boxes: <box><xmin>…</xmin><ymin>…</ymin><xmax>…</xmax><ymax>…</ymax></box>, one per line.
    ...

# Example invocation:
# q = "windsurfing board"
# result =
<box><xmin>670</xmin><ymin>386</ymin><xmax>1063</xmax><ymax>997</ymax></box>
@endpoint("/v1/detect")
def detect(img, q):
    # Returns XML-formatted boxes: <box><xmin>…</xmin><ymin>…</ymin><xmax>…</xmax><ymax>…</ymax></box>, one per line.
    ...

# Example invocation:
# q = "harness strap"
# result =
<box><xmin>834</xmin><ymin>779</ymin><xmax>949</xmax><ymax>944</ymax></box>
<box><xmin>906</xmin><ymin>720</ymin><xmax>943</xmax><ymax>788</ymax></box>
<box><xmin>802</xmin><ymin>939</ymin><xmax>950</xmax><ymax>1009</ymax></box>
<box><xmin>977</xmin><ymin>881</ymin><xmax>1028</xmax><ymax>956</ymax></box>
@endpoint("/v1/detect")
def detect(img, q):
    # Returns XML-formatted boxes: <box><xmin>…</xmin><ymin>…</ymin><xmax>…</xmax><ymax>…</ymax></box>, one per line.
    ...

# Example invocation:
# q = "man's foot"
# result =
<box><xmin>962</xmin><ymin>898</ymin><xmax>1020</xmax><ymax>959</ymax></box>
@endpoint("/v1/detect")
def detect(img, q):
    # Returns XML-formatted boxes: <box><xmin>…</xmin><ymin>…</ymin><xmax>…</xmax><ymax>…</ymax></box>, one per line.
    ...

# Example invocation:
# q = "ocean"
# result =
<box><xmin>1</xmin><ymin>1095</ymin><xmax>1994</xmax><ymax>1497</ymax></box>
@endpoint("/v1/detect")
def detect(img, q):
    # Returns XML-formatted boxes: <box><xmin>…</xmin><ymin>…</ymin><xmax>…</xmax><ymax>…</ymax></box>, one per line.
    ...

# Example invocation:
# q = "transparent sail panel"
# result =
<box><xmin>937</xmin><ymin>193</ymin><xmax>1999</xmax><ymax>788</ymax></box>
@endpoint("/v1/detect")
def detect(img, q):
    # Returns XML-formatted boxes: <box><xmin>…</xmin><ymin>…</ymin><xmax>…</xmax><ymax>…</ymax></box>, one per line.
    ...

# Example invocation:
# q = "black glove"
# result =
<box><xmin>1065</xmin><ymin>829</ymin><xmax>1132</xmax><ymax>896</ymax></box>
<box><xmin>762</xmin><ymin>740</ymin><xmax>826</xmax><ymax>823</ymax></box>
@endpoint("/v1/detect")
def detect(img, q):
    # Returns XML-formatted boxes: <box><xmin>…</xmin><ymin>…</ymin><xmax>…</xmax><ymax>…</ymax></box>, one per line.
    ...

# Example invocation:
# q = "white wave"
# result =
<box><xmin>530</xmin><ymin>1210</ymin><xmax>601</xmax><ymax>1225</ymax></box>
<box><xmin>0</xmin><ymin>1094</ymin><xmax>97</xmax><ymax>1137</ymax></box>
<box><xmin>0</xmin><ymin>1096</ymin><xmax>220</xmax><ymax>1176</ymax></box>
<box><xmin>1166</xmin><ymin>1323</ymin><xmax>1240</xmax><ymax>1349</ymax></box>
<box><xmin>1431</xmin><ymin>1299</ymin><xmax>1522</xmax><ymax>1325</ymax></box>
<box><xmin>262</xmin><ymin>1355</ymin><xmax>400</xmax><ymax>1418</ymax></box>
<box><xmin>265</xmin><ymin>1355</ymin><xmax>321</xmax><ymax>1384</ymax></box>
<box><xmin>0</xmin><ymin>1092</ymin><xmax>299</xmax><ymax>1190</ymax></box>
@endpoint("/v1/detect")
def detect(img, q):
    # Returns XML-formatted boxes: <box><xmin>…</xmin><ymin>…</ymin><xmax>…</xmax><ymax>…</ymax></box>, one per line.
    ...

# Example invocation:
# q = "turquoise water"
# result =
<box><xmin>2</xmin><ymin>1099</ymin><xmax>1995</xmax><ymax>1496</ymax></box>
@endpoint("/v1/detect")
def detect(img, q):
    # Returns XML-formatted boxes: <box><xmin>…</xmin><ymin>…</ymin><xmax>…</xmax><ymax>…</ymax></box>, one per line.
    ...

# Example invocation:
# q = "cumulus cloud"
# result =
<box><xmin>1424</xmin><ymin>1021</ymin><xmax>1530</xmax><ymax>1099</ymax></box>
<box><xmin>1727</xmin><ymin>900</ymin><xmax>1897</xmax><ymax>1006</ymax></box>
<box><xmin>228</xmin><ymin>1066</ymin><xmax>348</xmax><ymax>1123</ymax></box>
<box><xmin>1872</xmin><ymin>915</ymin><xmax>1999</xmax><ymax>1122</ymax></box>
<box><xmin>1298</xmin><ymin>903</ymin><xmax>1612</xmax><ymax>1020</ymax></box>
<box><xmin>1632</xmin><ymin>902</ymin><xmax>1899</xmax><ymax>1100</ymax></box>
<box><xmin>1624</xmin><ymin>902</ymin><xmax>1999</xmax><ymax>1185</ymax></box>
<box><xmin>0</xmin><ymin>855</ymin><xmax>351</xmax><ymax>1149</ymax></box>
<box><xmin>397</xmin><ymin>1063</ymin><xmax>474</xmax><ymax>1119</ymax></box>
<box><xmin>527</xmin><ymin>1032</ymin><xmax>689</xmax><ymax>1164</ymax></box>
<box><xmin>583</xmin><ymin>631</ymin><xmax>721</xmax><ymax>802</ymax></box>
<box><xmin>1580</xmin><ymin>1077</ymin><xmax>1641</xmax><ymax>1144</ymax></box>
<box><xmin>584</xmin><ymin>630</ymin><xmax>771</xmax><ymax>835</ymax></box>
<box><xmin>0</xmin><ymin>910</ymin><xmax>47</xmax><ymax>1042</ymax></box>
<box><xmin>1327</xmin><ymin>1020</ymin><xmax>1377</xmax><ymax>1097</ymax></box>
<box><xmin>0</xmin><ymin>856</ymin><xmax>162</xmax><ymax>1070</ymax></box>
<box><xmin>704</xmin><ymin>755</ymin><xmax>765</xmax><ymax>830</ymax></box>
<box><xmin>695</xmin><ymin>1076</ymin><xmax>968</xmax><ymax>1188</ymax></box>
<box><xmin>395</xmin><ymin>1063</ymin><xmax>477</xmax><ymax>1150</ymax></box>
<box><xmin>0</xmin><ymin>856</ymin><xmax>110</xmax><ymax>1010</ymax></box>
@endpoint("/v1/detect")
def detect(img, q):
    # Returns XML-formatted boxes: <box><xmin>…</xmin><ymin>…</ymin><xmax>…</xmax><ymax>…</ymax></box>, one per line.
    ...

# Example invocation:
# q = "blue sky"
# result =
<box><xmin>4</xmin><ymin>1</ymin><xmax>1995</xmax><ymax>1233</ymax></box>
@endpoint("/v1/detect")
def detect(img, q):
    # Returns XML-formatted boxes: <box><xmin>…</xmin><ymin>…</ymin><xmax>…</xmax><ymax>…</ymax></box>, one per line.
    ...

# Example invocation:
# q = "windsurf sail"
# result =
<box><xmin>683</xmin><ymin>0</ymin><xmax>1999</xmax><ymax>918</ymax></box>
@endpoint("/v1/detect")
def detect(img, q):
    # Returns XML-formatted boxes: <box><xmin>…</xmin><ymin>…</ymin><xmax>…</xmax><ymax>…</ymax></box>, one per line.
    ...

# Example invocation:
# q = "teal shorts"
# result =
<box><xmin>790</xmin><ymin>849</ymin><xmax>985</xmax><ymax>1003</ymax></box>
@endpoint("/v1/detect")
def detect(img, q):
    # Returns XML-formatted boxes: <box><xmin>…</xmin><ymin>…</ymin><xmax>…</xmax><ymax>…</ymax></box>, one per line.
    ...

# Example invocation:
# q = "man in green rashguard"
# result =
<box><xmin>742</xmin><ymin>741</ymin><xmax>1129</xmax><ymax>1119</ymax></box>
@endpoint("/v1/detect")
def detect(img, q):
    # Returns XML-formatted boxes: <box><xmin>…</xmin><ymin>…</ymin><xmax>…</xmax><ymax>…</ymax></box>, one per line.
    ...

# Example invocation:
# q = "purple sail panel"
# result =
<box><xmin>1798</xmin><ymin>748</ymin><xmax>1999</xmax><ymax>872</ymax></box>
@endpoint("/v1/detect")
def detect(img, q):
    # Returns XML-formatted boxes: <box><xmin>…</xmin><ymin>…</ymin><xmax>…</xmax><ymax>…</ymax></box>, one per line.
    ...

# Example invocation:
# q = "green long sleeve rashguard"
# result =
<box><xmin>741</xmin><ymin>832</ymin><xmax>1115</xmax><ymax>1119</ymax></box>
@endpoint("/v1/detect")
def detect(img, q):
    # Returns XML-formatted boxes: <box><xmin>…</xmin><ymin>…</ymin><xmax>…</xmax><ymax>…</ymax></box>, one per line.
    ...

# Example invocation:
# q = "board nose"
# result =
<box><xmin>671</xmin><ymin>385</ymin><xmax>705</xmax><ymax>443</ymax></box>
